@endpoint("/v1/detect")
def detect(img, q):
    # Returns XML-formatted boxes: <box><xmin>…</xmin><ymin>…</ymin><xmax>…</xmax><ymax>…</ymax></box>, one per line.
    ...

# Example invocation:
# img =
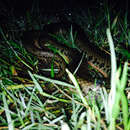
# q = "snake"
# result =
<box><xmin>21</xmin><ymin>22</ymin><xmax>111</xmax><ymax>89</ymax></box>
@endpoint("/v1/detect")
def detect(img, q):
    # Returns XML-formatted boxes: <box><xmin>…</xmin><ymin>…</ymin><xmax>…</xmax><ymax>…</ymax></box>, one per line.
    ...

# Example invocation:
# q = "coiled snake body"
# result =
<box><xmin>22</xmin><ymin>22</ymin><xmax>111</xmax><ymax>88</ymax></box>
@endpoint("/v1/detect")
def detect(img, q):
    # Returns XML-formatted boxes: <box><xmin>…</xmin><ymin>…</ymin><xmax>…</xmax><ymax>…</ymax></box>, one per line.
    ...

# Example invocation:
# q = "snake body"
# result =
<box><xmin>21</xmin><ymin>22</ymin><xmax>111</xmax><ymax>83</ymax></box>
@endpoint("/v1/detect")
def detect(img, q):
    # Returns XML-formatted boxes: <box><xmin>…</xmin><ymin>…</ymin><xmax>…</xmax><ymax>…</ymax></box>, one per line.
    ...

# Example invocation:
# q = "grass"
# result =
<box><xmin>0</xmin><ymin>2</ymin><xmax>129</xmax><ymax>130</ymax></box>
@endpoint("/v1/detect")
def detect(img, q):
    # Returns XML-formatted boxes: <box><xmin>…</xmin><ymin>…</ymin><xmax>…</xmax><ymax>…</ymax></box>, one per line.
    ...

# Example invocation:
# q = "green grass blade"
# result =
<box><xmin>66</xmin><ymin>69</ymin><xmax>88</xmax><ymax>106</ymax></box>
<box><xmin>2</xmin><ymin>93</ymin><xmax>14</xmax><ymax>130</ymax></box>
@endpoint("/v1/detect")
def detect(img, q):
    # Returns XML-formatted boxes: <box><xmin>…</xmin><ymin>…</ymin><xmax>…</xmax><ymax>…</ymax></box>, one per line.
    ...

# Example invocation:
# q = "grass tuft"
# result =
<box><xmin>0</xmin><ymin>2</ymin><xmax>129</xmax><ymax>129</ymax></box>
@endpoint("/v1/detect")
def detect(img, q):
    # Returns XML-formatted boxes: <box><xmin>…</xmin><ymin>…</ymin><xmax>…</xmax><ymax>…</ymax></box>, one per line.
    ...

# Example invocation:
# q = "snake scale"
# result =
<box><xmin>21</xmin><ymin>22</ymin><xmax>111</xmax><ymax>88</ymax></box>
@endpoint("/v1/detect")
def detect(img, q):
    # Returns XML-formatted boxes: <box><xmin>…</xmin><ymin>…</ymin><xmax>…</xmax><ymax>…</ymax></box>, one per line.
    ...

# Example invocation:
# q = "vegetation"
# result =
<box><xmin>0</xmin><ymin>1</ymin><xmax>129</xmax><ymax>130</ymax></box>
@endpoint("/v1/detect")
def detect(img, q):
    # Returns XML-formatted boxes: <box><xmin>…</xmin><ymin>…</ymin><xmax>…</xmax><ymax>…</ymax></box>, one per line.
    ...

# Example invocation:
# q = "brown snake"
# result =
<box><xmin>21</xmin><ymin>22</ymin><xmax>111</xmax><ymax>89</ymax></box>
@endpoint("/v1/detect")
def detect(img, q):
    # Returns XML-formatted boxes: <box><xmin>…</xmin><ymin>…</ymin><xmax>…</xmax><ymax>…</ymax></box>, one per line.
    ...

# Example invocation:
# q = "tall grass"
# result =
<box><xmin>0</xmin><ymin>2</ymin><xmax>129</xmax><ymax>130</ymax></box>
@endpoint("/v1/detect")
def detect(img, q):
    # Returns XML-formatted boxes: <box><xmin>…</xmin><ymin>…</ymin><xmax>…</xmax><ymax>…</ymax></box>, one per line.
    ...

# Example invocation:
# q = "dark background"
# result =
<box><xmin>0</xmin><ymin>0</ymin><xmax>129</xmax><ymax>16</ymax></box>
